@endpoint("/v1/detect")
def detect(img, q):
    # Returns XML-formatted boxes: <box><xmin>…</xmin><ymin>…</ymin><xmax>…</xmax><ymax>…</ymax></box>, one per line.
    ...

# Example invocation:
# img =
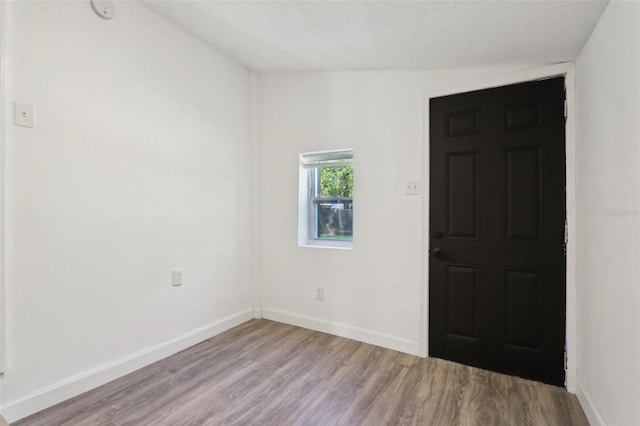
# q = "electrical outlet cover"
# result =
<box><xmin>15</xmin><ymin>103</ymin><xmax>35</xmax><ymax>128</ymax></box>
<box><xmin>172</xmin><ymin>269</ymin><xmax>183</xmax><ymax>286</ymax></box>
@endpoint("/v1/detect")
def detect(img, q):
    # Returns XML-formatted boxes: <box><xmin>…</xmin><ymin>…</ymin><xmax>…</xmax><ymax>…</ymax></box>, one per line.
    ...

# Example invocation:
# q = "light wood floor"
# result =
<box><xmin>15</xmin><ymin>320</ymin><xmax>589</xmax><ymax>426</ymax></box>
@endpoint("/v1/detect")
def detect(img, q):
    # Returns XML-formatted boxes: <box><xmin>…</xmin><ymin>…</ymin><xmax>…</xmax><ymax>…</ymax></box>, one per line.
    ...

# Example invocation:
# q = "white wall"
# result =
<box><xmin>4</xmin><ymin>1</ymin><xmax>637</xmax><ymax>423</ymax></box>
<box><xmin>575</xmin><ymin>2</ymin><xmax>640</xmax><ymax>425</ymax></box>
<box><xmin>0</xmin><ymin>0</ymin><xmax>7</xmax><ymax>380</ymax></box>
<box><xmin>1</xmin><ymin>1</ymin><xmax>252</xmax><ymax>421</ymax></box>
<box><xmin>256</xmin><ymin>65</ymin><xmax>554</xmax><ymax>355</ymax></box>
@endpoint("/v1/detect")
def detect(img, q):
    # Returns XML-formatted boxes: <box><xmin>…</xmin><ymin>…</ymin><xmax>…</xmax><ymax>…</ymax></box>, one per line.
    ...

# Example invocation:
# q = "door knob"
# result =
<box><xmin>430</xmin><ymin>248</ymin><xmax>445</xmax><ymax>258</ymax></box>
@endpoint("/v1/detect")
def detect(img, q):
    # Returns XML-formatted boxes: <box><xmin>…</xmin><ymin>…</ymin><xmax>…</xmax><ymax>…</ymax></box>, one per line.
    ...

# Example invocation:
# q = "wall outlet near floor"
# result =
<box><xmin>15</xmin><ymin>102</ymin><xmax>35</xmax><ymax>128</ymax></box>
<box><xmin>315</xmin><ymin>287</ymin><xmax>324</xmax><ymax>300</ymax></box>
<box><xmin>172</xmin><ymin>269</ymin><xmax>183</xmax><ymax>286</ymax></box>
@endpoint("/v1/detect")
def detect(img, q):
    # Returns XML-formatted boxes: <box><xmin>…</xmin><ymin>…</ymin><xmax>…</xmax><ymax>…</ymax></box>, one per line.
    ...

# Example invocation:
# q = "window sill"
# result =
<box><xmin>299</xmin><ymin>242</ymin><xmax>353</xmax><ymax>251</ymax></box>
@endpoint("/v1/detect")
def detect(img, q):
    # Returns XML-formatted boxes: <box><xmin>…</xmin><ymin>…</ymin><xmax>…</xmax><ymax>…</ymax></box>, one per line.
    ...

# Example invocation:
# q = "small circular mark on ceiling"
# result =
<box><xmin>90</xmin><ymin>0</ymin><xmax>115</xmax><ymax>20</ymax></box>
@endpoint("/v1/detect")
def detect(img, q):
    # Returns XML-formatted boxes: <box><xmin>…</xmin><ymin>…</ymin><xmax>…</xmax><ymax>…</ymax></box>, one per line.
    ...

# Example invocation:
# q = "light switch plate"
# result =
<box><xmin>405</xmin><ymin>180</ymin><xmax>422</xmax><ymax>195</ymax></box>
<box><xmin>15</xmin><ymin>103</ymin><xmax>35</xmax><ymax>128</ymax></box>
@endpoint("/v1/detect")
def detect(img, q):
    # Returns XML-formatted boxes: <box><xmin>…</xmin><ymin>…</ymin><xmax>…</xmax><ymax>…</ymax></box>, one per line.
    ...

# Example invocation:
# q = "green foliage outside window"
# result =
<box><xmin>320</xmin><ymin>166</ymin><xmax>353</xmax><ymax>197</ymax></box>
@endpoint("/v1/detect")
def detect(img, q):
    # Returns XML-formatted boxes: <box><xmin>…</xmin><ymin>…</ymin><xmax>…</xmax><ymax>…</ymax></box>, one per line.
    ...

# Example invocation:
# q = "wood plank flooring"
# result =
<box><xmin>15</xmin><ymin>320</ymin><xmax>589</xmax><ymax>426</ymax></box>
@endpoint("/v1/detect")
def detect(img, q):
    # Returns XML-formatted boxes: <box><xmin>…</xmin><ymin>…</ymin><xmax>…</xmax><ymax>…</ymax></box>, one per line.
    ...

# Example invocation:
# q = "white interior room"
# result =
<box><xmin>0</xmin><ymin>1</ymin><xmax>638</xmax><ymax>425</ymax></box>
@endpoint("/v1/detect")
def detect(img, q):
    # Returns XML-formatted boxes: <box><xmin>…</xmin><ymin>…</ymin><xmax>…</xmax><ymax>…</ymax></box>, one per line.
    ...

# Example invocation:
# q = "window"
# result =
<box><xmin>298</xmin><ymin>149</ymin><xmax>353</xmax><ymax>248</ymax></box>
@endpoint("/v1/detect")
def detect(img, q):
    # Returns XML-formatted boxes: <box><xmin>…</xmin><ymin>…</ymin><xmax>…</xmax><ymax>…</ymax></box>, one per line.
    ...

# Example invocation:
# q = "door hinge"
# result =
<box><xmin>564</xmin><ymin>99</ymin><xmax>568</xmax><ymax>119</ymax></box>
<box><xmin>563</xmin><ymin>220</ymin><xmax>568</xmax><ymax>256</ymax></box>
<box><xmin>564</xmin><ymin>351</ymin><xmax>568</xmax><ymax>371</ymax></box>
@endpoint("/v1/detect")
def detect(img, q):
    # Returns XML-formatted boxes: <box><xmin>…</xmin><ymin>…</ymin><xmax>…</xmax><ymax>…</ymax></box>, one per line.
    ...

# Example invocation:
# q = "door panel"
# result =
<box><xmin>429</xmin><ymin>78</ymin><xmax>566</xmax><ymax>386</ymax></box>
<box><xmin>504</xmin><ymin>269</ymin><xmax>541</xmax><ymax>350</ymax></box>
<box><xmin>504</xmin><ymin>147</ymin><xmax>542</xmax><ymax>241</ymax></box>
<box><xmin>446</xmin><ymin>152</ymin><xmax>479</xmax><ymax>239</ymax></box>
<box><xmin>446</xmin><ymin>264</ymin><xmax>479</xmax><ymax>340</ymax></box>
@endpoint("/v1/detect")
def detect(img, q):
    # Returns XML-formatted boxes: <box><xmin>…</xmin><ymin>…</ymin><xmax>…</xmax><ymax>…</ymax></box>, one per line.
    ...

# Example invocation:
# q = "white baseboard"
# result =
<box><xmin>1</xmin><ymin>309</ymin><xmax>253</xmax><ymax>424</ymax></box>
<box><xmin>576</xmin><ymin>378</ymin><xmax>607</xmax><ymax>426</ymax></box>
<box><xmin>253</xmin><ymin>307</ymin><xmax>263</xmax><ymax>319</ymax></box>
<box><xmin>262</xmin><ymin>308</ymin><xmax>420</xmax><ymax>356</ymax></box>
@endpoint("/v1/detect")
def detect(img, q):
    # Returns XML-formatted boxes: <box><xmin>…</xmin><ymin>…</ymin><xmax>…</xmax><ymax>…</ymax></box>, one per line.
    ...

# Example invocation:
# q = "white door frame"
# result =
<box><xmin>421</xmin><ymin>62</ymin><xmax>577</xmax><ymax>392</ymax></box>
<box><xmin>0</xmin><ymin>0</ymin><xmax>6</xmax><ymax>375</ymax></box>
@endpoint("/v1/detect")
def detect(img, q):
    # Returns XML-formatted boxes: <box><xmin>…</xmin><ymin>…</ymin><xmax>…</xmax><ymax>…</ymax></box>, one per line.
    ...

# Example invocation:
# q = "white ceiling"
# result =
<box><xmin>142</xmin><ymin>0</ymin><xmax>609</xmax><ymax>72</ymax></box>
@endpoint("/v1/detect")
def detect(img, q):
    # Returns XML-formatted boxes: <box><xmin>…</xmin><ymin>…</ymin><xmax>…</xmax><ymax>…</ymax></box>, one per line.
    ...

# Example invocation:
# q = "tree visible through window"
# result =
<box><xmin>316</xmin><ymin>165</ymin><xmax>353</xmax><ymax>240</ymax></box>
<box><xmin>300</xmin><ymin>149</ymin><xmax>353</xmax><ymax>247</ymax></box>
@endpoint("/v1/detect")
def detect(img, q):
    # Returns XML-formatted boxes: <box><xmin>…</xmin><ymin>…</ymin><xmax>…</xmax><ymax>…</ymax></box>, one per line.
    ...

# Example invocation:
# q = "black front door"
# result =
<box><xmin>428</xmin><ymin>78</ymin><xmax>566</xmax><ymax>386</ymax></box>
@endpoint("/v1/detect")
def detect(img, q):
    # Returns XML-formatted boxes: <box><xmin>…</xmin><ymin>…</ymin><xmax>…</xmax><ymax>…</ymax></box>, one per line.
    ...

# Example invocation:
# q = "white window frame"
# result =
<box><xmin>298</xmin><ymin>149</ymin><xmax>353</xmax><ymax>249</ymax></box>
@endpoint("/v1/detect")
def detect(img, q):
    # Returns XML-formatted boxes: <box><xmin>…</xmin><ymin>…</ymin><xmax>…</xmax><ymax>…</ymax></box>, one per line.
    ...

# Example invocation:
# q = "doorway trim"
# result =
<box><xmin>0</xmin><ymin>0</ymin><xmax>6</xmax><ymax>375</ymax></box>
<box><xmin>420</xmin><ymin>62</ymin><xmax>577</xmax><ymax>392</ymax></box>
